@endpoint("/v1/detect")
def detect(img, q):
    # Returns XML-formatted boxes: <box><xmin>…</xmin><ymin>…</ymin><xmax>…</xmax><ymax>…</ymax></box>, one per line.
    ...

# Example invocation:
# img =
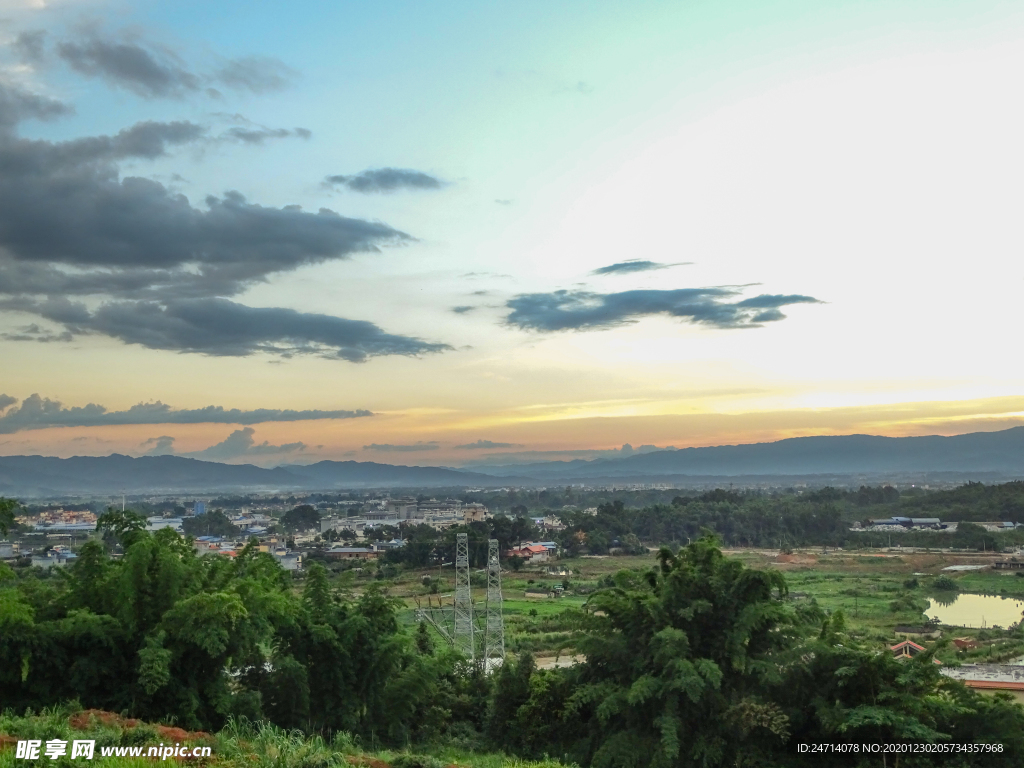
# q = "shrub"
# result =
<box><xmin>390</xmin><ymin>754</ymin><xmax>445</xmax><ymax>768</ymax></box>
<box><xmin>118</xmin><ymin>725</ymin><xmax>160</xmax><ymax>747</ymax></box>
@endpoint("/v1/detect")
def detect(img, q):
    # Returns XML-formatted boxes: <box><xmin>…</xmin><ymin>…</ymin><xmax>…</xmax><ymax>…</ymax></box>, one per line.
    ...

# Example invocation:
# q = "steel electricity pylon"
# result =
<box><xmin>453</xmin><ymin>532</ymin><xmax>475</xmax><ymax>659</ymax></box>
<box><xmin>415</xmin><ymin>533</ymin><xmax>506</xmax><ymax>671</ymax></box>
<box><xmin>482</xmin><ymin>538</ymin><xmax>505</xmax><ymax>671</ymax></box>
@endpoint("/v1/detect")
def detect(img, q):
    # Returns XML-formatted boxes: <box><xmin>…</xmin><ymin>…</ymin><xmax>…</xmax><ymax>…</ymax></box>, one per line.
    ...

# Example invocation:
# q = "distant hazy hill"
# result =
<box><xmin>473</xmin><ymin>427</ymin><xmax>1024</xmax><ymax>480</ymax></box>
<box><xmin>0</xmin><ymin>454</ymin><xmax>512</xmax><ymax>497</ymax></box>
<box><xmin>3</xmin><ymin>427</ymin><xmax>1024</xmax><ymax>496</ymax></box>
<box><xmin>0</xmin><ymin>454</ymin><xmax>300</xmax><ymax>496</ymax></box>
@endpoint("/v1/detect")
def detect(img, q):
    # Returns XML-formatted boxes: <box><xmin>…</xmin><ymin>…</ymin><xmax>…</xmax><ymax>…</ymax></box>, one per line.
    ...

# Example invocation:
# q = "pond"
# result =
<box><xmin>925</xmin><ymin>593</ymin><xmax>1024</xmax><ymax>629</ymax></box>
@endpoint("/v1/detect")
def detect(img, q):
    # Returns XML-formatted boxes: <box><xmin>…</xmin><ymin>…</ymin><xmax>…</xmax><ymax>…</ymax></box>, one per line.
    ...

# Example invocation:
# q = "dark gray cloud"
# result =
<box><xmin>0</xmin><ymin>393</ymin><xmax>373</xmax><ymax>434</ymax></box>
<box><xmin>209</xmin><ymin>113</ymin><xmax>310</xmax><ymax>146</ymax></box>
<box><xmin>0</xmin><ymin>81</ymin><xmax>73</xmax><ymax>130</ymax></box>
<box><xmin>733</xmin><ymin>293</ymin><xmax>818</xmax><ymax>309</ymax></box>
<box><xmin>0</xmin><ymin>130</ymin><xmax>402</xmax><ymax>268</ymax></box>
<box><xmin>325</xmin><ymin>168</ymin><xmax>444</xmax><ymax>193</ymax></box>
<box><xmin>505</xmin><ymin>288</ymin><xmax>821</xmax><ymax>332</ymax></box>
<box><xmin>52</xmin><ymin>31</ymin><xmax>296</xmax><ymax>99</ymax></box>
<box><xmin>57</xmin><ymin>37</ymin><xmax>202</xmax><ymax>99</ymax></box>
<box><xmin>0</xmin><ymin>323</ymin><xmax>74</xmax><ymax>343</ymax></box>
<box><xmin>591</xmin><ymin>259</ymin><xmax>692</xmax><ymax>275</ymax></box>
<box><xmin>225</xmin><ymin>126</ymin><xmax>310</xmax><ymax>145</ymax></box>
<box><xmin>451</xmin><ymin>305</ymin><xmax>475</xmax><ymax>314</ymax></box>
<box><xmin>32</xmin><ymin>298</ymin><xmax>449</xmax><ymax>361</ymax></box>
<box><xmin>214</xmin><ymin>56</ymin><xmax>296</xmax><ymax>94</ymax></box>
<box><xmin>0</xmin><ymin>261</ymin><xmax>226</xmax><ymax>300</ymax></box>
<box><xmin>0</xmin><ymin>80</ymin><xmax>451</xmax><ymax>362</ymax></box>
<box><xmin>363</xmin><ymin>442</ymin><xmax>440</xmax><ymax>452</ymax></box>
<box><xmin>455</xmin><ymin>439</ymin><xmax>522</xmax><ymax>450</ymax></box>
<box><xmin>185</xmin><ymin>427</ymin><xmax>307</xmax><ymax>460</ymax></box>
<box><xmin>37</xmin><ymin>119</ymin><xmax>208</xmax><ymax>163</ymax></box>
<box><xmin>13</xmin><ymin>31</ymin><xmax>47</xmax><ymax>65</ymax></box>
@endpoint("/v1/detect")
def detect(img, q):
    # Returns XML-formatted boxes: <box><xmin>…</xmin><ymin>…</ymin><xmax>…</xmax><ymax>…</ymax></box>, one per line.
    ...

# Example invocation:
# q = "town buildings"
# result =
<box><xmin>507</xmin><ymin>541</ymin><xmax>559</xmax><ymax>562</ymax></box>
<box><xmin>320</xmin><ymin>498</ymin><xmax>490</xmax><ymax>537</ymax></box>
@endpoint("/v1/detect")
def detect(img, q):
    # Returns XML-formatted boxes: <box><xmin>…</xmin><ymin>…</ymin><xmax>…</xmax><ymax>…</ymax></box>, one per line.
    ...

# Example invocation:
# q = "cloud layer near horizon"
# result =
<box><xmin>455</xmin><ymin>439</ymin><xmax>522</xmax><ymax>449</ymax></box>
<box><xmin>142</xmin><ymin>427</ymin><xmax>307</xmax><ymax>460</ymax></box>
<box><xmin>0</xmin><ymin>394</ymin><xmax>372</xmax><ymax>433</ymax></box>
<box><xmin>363</xmin><ymin>442</ymin><xmax>440</xmax><ymax>452</ymax></box>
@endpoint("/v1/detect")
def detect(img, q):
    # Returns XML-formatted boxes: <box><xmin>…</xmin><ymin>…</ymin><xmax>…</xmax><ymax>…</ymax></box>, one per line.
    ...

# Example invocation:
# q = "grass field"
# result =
<box><xmin>381</xmin><ymin>547</ymin><xmax>1024</xmax><ymax>663</ymax></box>
<box><xmin>729</xmin><ymin>547</ymin><xmax>1024</xmax><ymax>663</ymax></box>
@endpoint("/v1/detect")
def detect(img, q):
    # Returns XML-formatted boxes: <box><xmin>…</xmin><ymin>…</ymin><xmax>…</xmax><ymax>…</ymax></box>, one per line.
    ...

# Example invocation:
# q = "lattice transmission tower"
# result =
<box><xmin>453</xmin><ymin>532</ymin><xmax>475</xmax><ymax>659</ymax></box>
<box><xmin>414</xmin><ymin>533</ymin><xmax>506</xmax><ymax>670</ymax></box>
<box><xmin>483</xmin><ymin>538</ymin><xmax>505</xmax><ymax>671</ymax></box>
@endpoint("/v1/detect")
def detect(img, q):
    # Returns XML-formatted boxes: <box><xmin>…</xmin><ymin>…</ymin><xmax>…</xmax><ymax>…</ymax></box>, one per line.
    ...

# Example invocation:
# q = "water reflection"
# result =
<box><xmin>925</xmin><ymin>593</ymin><xmax>1024</xmax><ymax>629</ymax></box>
<box><xmin>931</xmin><ymin>591</ymin><xmax>959</xmax><ymax>608</ymax></box>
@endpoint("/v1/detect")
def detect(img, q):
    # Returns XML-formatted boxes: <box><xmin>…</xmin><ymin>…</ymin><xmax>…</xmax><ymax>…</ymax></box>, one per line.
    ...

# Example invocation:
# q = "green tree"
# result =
<box><xmin>486</xmin><ymin>652</ymin><xmax>535</xmax><ymax>747</ymax></box>
<box><xmin>558</xmin><ymin>538</ymin><xmax>791</xmax><ymax>767</ymax></box>
<box><xmin>0</xmin><ymin>497</ymin><xmax>19</xmax><ymax>536</ymax></box>
<box><xmin>95</xmin><ymin>508</ymin><xmax>148</xmax><ymax>549</ymax></box>
<box><xmin>280</xmin><ymin>504</ymin><xmax>321</xmax><ymax>532</ymax></box>
<box><xmin>181</xmin><ymin>509</ymin><xmax>238</xmax><ymax>538</ymax></box>
<box><xmin>775</xmin><ymin>619</ymin><xmax>1024</xmax><ymax>765</ymax></box>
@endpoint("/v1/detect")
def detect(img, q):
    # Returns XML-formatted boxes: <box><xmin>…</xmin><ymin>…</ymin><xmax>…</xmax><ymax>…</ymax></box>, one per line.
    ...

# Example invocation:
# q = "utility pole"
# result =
<box><xmin>453</xmin><ymin>532</ymin><xmax>475</xmax><ymax>661</ymax></box>
<box><xmin>483</xmin><ymin>538</ymin><xmax>505</xmax><ymax>671</ymax></box>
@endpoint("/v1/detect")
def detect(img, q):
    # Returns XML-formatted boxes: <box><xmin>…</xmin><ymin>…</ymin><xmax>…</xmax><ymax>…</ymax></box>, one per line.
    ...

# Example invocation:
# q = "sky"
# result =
<box><xmin>1</xmin><ymin>0</ymin><xmax>1023</xmax><ymax>467</ymax></box>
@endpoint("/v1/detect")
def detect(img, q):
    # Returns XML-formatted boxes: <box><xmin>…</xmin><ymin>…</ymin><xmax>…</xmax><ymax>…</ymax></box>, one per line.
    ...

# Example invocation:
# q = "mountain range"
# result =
<box><xmin>0</xmin><ymin>455</ymin><xmax>519</xmax><ymax>496</ymax></box>
<box><xmin>470</xmin><ymin>427</ymin><xmax>1024</xmax><ymax>480</ymax></box>
<box><xmin>3</xmin><ymin>426</ymin><xmax>1024</xmax><ymax>496</ymax></box>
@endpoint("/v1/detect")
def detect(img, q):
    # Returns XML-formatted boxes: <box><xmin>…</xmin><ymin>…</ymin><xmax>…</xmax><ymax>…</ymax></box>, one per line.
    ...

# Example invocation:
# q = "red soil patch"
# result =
<box><xmin>0</xmin><ymin>735</ymin><xmax>19</xmax><ymax>751</ymax></box>
<box><xmin>68</xmin><ymin>710</ymin><xmax>142</xmax><ymax>730</ymax></box>
<box><xmin>152</xmin><ymin>726</ymin><xmax>213</xmax><ymax>746</ymax></box>
<box><xmin>70</xmin><ymin>710</ymin><xmax>123</xmax><ymax>729</ymax></box>
<box><xmin>65</xmin><ymin>709</ymin><xmax>212</xmax><ymax>746</ymax></box>
<box><xmin>773</xmin><ymin>553</ymin><xmax>818</xmax><ymax>565</ymax></box>
<box><xmin>156</xmin><ymin>726</ymin><xmax>193</xmax><ymax>743</ymax></box>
